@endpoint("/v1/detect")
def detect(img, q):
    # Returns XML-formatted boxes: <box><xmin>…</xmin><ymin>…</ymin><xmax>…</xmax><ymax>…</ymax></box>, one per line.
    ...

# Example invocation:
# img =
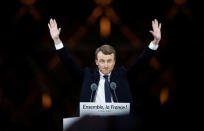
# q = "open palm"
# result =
<box><xmin>48</xmin><ymin>18</ymin><xmax>61</xmax><ymax>40</ymax></box>
<box><xmin>149</xmin><ymin>19</ymin><xmax>161</xmax><ymax>44</ymax></box>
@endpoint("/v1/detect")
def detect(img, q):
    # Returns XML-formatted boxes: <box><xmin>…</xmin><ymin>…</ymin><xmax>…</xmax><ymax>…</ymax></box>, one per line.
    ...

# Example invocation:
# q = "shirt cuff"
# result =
<box><xmin>148</xmin><ymin>42</ymin><xmax>159</xmax><ymax>50</ymax></box>
<box><xmin>55</xmin><ymin>43</ymin><xmax>64</xmax><ymax>50</ymax></box>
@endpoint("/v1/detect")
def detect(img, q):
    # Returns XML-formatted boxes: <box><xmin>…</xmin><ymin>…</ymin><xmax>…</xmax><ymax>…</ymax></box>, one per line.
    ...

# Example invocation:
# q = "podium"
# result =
<box><xmin>63</xmin><ymin>102</ymin><xmax>130</xmax><ymax>131</ymax></box>
<box><xmin>63</xmin><ymin>117</ymin><xmax>81</xmax><ymax>130</ymax></box>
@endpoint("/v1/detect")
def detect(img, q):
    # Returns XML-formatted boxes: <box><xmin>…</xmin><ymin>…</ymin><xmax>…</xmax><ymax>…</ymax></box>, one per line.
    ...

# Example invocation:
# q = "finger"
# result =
<box><xmin>54</xmin><ymin>19</ymin><xmax>58</xmax><ymax>28</ymax></box>
<box><xmin>50</xmin><ymin>21</ymin><xmax>53</xmax><ymax>28</ymax></box>
<box><xmin>50</xmin><ymin>20</ymin><xmax>53</xmax><ymax>27</ymax></box>
<box><xmin>155</xmin><ymin>19</ymin><xmax>158</xmax><ymax>28</ymax></box>
<box><xmin>54</xmin><ymin>19</ymin><xmax>57</xmax><ymax>25</ymax></box>
<box><xmin>152</xmin><ymin>20</ymin><xmax>156</xmax><ymax>30</ymax></box>
<box><xmin>51</xmin><ymin>18</ymin><xmax>53</xmax><ymax>24</ymax></box>
<box><xmin>152</xmin><ymin>20</ymin><xmax>154</xmax><ymax>28</ymax></box>
<box><xmin>48</xmin><ymin>23</ymin><xmax>51</xmax><ymax>30</ymax></box>
<box><xmin>159</xmin><ymin>23</ymin><xmax>161</xmax><ymax>30</ymax></box>
<box><xmin>49</xmin><ymin>19</ymin><xmax>52</xmax><ymax>26</ymax></box>
<box><xmin>51</xmin><ymin>19</ymin><xmax>57</xmax><ymax>27</ymax></box>
<box><xmin>152</xmin><ymin>20</ymin><xmax>155</xmax><ymax>26</ymax></box>
<box><xmin>51</xmin><ymin>19</ymin><xmax>55</xmax><ymax>25</ymax></box>
<box><xmin>149</xmin><ymin>30</ymin><xmax>154</xmax><ymax>36</ymax></box>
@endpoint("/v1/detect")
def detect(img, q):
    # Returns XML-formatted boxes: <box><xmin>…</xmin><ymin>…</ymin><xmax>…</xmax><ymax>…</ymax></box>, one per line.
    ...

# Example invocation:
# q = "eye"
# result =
<box><xmin>107</xmin><ymin>59</ymin><xmax>112</xmax><ymax>63</ymax></box>
<box><xmin>99</xmin><ymin>60</ymin><xmax>105</xmax><ymax>63</ymax></box>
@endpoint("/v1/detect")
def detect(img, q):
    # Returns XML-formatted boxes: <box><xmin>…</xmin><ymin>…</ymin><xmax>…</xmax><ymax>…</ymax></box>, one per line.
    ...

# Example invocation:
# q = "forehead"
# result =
<box><xmin>97</xmin><ymin>51</ymin><xmax>114</xmax><ymax>60</ymax></box>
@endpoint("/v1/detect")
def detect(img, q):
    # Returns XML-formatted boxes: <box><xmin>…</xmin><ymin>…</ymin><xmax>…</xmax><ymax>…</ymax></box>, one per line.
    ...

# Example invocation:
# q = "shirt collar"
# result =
<box><xmin>99</xmin><ymin>70</ymin><xmax>111</xmax><ymax>78</ymax></box>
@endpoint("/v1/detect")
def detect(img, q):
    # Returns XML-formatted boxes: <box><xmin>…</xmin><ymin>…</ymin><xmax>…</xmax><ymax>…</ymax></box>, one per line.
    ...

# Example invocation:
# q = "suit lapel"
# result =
<box><xmin>110</xmin><ymin>68</ymin><xmax>120</xmax><ymax>102</ymax></box>
<box><xmin>90</xmin><ymin>69</ymin><xmax>100</xmax><ymax>102</ymax></box>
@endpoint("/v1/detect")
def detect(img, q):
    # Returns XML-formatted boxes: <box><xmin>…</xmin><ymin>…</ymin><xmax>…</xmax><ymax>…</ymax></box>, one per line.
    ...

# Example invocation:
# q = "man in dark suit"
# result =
<box><xmin>48</xmin><ymin>18</ymin><xmax>161</xmax><ymax>113</ymax></box>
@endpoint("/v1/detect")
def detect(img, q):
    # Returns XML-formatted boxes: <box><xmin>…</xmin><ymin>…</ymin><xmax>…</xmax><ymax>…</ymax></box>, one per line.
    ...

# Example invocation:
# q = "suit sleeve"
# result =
<box><xmin>55</xmin><ymin>47</ymin><xmax>84</xmax><ymax>79</ymax></box>
<box><xmin>127</xmin><ymin>47</ymin><xmax>156</xmax><ymax>77</ymax></box>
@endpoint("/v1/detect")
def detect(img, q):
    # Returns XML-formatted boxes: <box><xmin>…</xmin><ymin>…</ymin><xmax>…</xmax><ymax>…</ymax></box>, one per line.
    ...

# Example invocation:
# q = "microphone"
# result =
<box><xmin>110</xmin><ymin>82</ymin><xmax>118</xmax><ymax>102</ymax></box>
<box><xmin>90</xmin><ymin>83</ymin><xmax>97</xmax><ymax>102</ymax></box>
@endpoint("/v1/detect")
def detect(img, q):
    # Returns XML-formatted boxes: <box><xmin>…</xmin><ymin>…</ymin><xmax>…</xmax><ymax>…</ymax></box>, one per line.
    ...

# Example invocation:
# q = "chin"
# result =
<box><xmin>104</xmin><ymin>71</ymin><xmax>110</xmax><ymax>75</ymax></box>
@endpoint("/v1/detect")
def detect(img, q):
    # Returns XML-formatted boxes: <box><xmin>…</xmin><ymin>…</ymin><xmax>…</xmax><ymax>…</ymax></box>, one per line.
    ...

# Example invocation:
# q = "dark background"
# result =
<box><xmin>0</xmin><ymin>0</ymin><xmax>203</xmax><ymax>130</ymax></box>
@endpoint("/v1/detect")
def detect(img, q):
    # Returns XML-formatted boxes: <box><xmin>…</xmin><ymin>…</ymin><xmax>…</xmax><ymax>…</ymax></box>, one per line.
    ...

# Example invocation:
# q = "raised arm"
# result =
<box><xmin>127</xmin><ymin>19</ymin><xmax>162</xmax><ymax>76</ymax></box>
<box><xmin>48</xmin><ymin>18</ymin><xmax>84</xmax><ymax>79</ymax></box>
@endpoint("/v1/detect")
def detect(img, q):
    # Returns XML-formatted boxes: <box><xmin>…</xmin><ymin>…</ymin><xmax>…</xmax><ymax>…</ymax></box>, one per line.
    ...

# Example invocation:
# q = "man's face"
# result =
<box><xmin>95</xmin><ymin>51</ymin><xmax>115</xmax><ymax>75</ymax></box>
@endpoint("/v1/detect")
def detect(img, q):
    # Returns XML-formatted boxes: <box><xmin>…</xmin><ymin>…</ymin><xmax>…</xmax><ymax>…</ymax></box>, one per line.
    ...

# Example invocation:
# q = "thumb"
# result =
<box><xmin>149</xmin><ymin>30</ymin><xmax>154</xmax><ymax>36</ymax></box>
<box><xmin>59</xmin><ymin>28</ymin><xmax>61</xmax><ymax>33</ymax></box>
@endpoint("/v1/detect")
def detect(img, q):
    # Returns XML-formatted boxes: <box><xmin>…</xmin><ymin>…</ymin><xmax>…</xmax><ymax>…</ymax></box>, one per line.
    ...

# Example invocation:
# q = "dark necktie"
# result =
<box><xmin>103</xmin><ymin>75</ymin><xmax>111</xmax><ymax>102</ymax></box>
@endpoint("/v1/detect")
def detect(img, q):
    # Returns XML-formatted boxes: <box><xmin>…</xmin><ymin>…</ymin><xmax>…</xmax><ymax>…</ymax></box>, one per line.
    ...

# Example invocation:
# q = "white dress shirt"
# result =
<box><xmin>94</xmin><ymin>71</ymin><xmax>114</xmax><ymax>103</ymax></box>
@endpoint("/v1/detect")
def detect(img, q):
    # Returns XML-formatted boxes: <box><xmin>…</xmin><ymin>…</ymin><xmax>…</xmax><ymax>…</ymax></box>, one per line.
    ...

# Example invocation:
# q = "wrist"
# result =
<box><xmin>152</xmin><ymin>39</ymin><xmax>160</xmax><ymax>45</ymax></box>
<box><xmin>53</xmin><ymin>37</ymin><xmax>62</xmax><ymax>45</ymax></box>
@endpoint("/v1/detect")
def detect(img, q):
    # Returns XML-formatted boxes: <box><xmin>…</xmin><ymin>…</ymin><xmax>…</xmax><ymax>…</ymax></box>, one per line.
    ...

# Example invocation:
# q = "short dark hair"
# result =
<box><xmin>95</xmin><ymin>44</ymin><xmax>116</xmax><ymax>60</ymax></box>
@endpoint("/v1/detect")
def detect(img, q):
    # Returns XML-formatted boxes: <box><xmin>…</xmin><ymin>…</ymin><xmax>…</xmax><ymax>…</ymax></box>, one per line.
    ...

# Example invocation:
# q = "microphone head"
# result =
<box><xmin>90</xmin><ymin>83</ymin><xmax>97</xmax><ymax>91</ymax></box>
<box><xmin>110</xmin><ymin>82</ymin><xmax>117</xmax><ymax>90</ymax></box>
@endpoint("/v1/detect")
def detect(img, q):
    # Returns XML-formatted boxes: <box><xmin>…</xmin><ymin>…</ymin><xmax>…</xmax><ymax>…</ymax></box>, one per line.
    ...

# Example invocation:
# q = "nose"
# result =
<box><xmin>104</xmin><ymin>62</ymin><xmax>108</xmax><ymax>67</ymax></box>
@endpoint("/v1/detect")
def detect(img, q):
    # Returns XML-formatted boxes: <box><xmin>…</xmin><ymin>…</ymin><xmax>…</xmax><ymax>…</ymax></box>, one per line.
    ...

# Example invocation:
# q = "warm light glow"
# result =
<box><xmin>15</xmin><ymin>0</ymin><xmax>41</xmax><ymax>21</ymax></box>
<box><xmin>42</xmin><ymin>93</ymin><xmax>52</xmax><ymax>109</ymax></box>
<box><xmin>87</xmin><ymin>6</ymin><xmax>103</xmax><ymax>24</ymax></box>
<box><xmin>168</xmin><ymin>0</ymin><xmax>191</xmax><ymax>20</ymax></box>
<box><xmin>173</xmin><ymin>0</ymin><xmax>187</xmax><ymax>5</ymax></box>
<box><xmin>160</xmin><ymin>88</ymin><xmax>169</xmax><ymax>105</ymax></box>
<box><xmin>100</xmin><ymin>16</ymin><xmax>111</xmax><ymax>38</ymax></box>
<box><xmin>48</xmin><ymin>56</ymin><xmax>60</xmax><ymax>70</ymax></box>
<box><xmin>120</xmin><ymin>25</ymin><xmax>142</xmax><ymax>48</ymax></box>
<box><xmin>94</xmin><ymin>0</ymin><xmax>112</xmax><ymax>6</ymax></box>
<box><xmin>65</xmin><ymin>26</ymin><xmax>87</xmax><ymax>47</ymax></box>
<box><xmin>105</xmin><ymin>7</ymin><xmax>120</xmax><ymax>24</ymax></box>
<box><xmin>20</xmin><ymin>0</ymin><xmax>36</xmax><ymax>6</ymax></box>
<box><xmin>150</xmin><ymin>57</ymin><xmax>161</xmax><ymax>70</ymax></box>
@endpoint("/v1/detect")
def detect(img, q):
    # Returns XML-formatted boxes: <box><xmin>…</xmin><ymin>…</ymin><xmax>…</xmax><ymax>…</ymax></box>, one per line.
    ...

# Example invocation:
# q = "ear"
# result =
<box><xmin>95</xmin><ymin>59</ymin><xmax>98</xmax><ymax>66</ymax></box>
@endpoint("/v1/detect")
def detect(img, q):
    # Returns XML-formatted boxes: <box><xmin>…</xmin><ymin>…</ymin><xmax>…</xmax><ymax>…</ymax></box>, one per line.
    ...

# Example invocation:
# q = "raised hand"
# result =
<box><xmin>48</xmin><ymin>18</ymin><xmax>62</xmax><ymax>44</ymax></box>
<box><xmin>149</xmin><ymin>19</ymin><xmax>161</xmax><ymax>45</ymax></box>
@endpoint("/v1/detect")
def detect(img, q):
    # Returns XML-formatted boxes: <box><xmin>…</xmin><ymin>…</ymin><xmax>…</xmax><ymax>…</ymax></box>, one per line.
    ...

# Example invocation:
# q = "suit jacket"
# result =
<box><xmin>55</xmin><ymin>46</ymin><xmax>156</xmax><ymax>112</ymax></box>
